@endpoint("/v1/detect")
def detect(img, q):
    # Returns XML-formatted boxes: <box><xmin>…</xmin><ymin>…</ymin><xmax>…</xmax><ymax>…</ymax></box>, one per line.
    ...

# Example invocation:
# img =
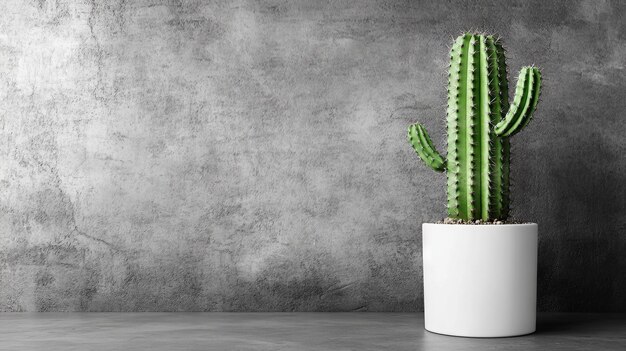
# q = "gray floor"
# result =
<box><xmin>0</xmin><ymin>313</ymin><xmax>624</xmax><ymax>351</ymax></box>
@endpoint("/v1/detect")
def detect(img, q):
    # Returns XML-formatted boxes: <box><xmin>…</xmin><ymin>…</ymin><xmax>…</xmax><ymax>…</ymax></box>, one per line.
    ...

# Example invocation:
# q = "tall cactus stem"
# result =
<box><xmin>406</xmin><ymin>32</ymin><xmax>541</xmax><ymax>221</ymax></box>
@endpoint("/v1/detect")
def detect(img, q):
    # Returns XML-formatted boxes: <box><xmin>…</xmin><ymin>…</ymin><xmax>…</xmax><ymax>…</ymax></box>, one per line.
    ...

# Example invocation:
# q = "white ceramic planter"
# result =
<box><xmin>422</xmin><ymin>223</ymin><xmax>538</xmax><ymax>337</ymax></box>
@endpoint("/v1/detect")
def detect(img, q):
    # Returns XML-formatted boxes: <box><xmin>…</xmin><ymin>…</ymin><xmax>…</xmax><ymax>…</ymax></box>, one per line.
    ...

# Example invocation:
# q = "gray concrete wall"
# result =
<box><xmin>0</xmin><ymin>0</ymin><xmax>624</xmax><ymax>312</ymax></box>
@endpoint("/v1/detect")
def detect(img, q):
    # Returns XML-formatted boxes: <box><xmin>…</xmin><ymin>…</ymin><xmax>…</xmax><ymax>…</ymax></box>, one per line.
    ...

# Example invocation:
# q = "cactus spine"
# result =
<box><xmin>408</xmin><ymin>33</ymin><xmax>542</xmax><ymax>221</ymax></box>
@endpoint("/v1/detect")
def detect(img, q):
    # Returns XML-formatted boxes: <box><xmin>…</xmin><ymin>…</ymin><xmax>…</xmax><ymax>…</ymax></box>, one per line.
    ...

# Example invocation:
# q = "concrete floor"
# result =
<box><xmin>0</xmin><ymin>313</ymin><xmax>624</xmax><ymax>350</ymax></box>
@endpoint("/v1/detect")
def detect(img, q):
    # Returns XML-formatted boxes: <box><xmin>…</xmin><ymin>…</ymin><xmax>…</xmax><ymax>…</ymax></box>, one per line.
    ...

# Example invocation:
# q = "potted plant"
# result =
<box><xmin>407</xmin><ymin>32</ymin><xmax>542</xmax><ymax>337</ymax></box>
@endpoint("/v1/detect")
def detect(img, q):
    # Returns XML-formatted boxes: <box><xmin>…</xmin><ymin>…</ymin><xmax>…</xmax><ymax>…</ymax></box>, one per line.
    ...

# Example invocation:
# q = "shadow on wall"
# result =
<box><xmin>538</xmin><ymin>133</ymin><xmax>626</xmax><ymax>312</ymax></box>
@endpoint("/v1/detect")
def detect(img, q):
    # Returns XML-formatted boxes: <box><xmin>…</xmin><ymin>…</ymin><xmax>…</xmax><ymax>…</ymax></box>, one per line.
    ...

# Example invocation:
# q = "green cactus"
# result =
<box><xmin>407</xmin><ymin>33</ymin><xmax>542</xmax><ymax>221</ymax></box>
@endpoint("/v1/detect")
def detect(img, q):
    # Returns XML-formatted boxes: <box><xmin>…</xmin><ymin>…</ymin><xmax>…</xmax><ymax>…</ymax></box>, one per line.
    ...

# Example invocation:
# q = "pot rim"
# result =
<box><xmin>423</xmin><ymin>222</ymin><xmax>537</xmax><ymax>227</ymax></box>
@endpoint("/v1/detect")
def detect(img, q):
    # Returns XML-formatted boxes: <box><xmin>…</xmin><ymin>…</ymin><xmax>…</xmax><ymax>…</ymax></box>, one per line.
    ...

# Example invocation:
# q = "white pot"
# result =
<box><xmin>422</xmin><ymin>223</ymin><xmax>538</xmax><ymax>337</ymax></box>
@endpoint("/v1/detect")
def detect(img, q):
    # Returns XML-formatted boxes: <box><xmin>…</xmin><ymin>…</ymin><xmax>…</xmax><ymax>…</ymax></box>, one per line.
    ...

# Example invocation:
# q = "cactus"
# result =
<box><xmin>407</xmin><ymin>33</ymin><xmax>542</xmax><ymax>221</ymax></box>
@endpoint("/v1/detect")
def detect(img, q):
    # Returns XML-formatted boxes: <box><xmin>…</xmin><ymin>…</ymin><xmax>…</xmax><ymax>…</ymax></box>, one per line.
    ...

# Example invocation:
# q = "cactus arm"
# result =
<box><xmin>519</xmin><ymin>69</ymin><xmax>542</xmax><ymax>131</ymax></box>
<box><xmin>495</xmin><ymin>67</ymin><xmax>541</xmax><ymax>137</ymax></box>
<box><xmin>407</xmin><ymin>123</ymin><xmax>446</xmax><ymax>172</ymax></box>
<box><xmin>495</xmin><ymin>67</ymin><xmax>532</xmax><ymax>136</ymax></box>
<box><xmin>418</xmin><ymin>124</ymin><xmax>444</xmax><ymax>163</ymax></box>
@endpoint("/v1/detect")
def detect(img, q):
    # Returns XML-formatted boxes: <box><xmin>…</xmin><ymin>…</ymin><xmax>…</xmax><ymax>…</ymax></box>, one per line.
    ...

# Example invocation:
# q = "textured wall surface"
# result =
<box><xmin>0</xmin><ymin>0</ymin><xmax>624</xmax><ymax>312</ymax></box>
